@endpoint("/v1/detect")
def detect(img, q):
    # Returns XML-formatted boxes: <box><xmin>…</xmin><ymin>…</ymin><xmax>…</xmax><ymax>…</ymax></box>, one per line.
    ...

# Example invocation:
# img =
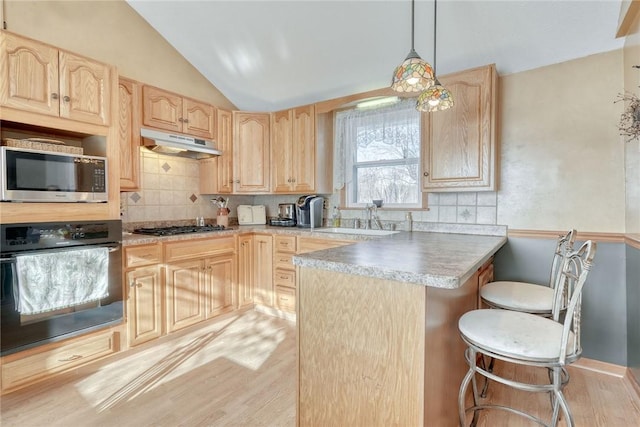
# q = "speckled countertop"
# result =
<box><xmin>292</xmin><ymin>231</ymin><xmax>507</xmax><ymax>289</ymax></box>
<box><xmin>121</xmin><ymin>225</ymin><xmax>385</xmax><ymax>246</ymax></box>
<box><xmin>122</xmin><ymin>224</ymin><xmax>507</xmax><ymax>290</ymax></box>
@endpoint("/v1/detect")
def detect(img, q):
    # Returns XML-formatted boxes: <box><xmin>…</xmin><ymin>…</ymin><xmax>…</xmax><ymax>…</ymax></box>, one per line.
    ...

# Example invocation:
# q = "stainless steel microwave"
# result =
<box><xmin>0</xmin><ymin>147</ymin><xmax>108</xmax><ymax>202</ymax></box>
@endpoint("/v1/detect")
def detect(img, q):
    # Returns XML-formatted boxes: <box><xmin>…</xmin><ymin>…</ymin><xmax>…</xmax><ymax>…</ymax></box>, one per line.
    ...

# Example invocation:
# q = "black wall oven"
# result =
<box><xmin>0</xmin><ymin>220</ymin><xmax>122</xmax><ymax>356</ymax></box>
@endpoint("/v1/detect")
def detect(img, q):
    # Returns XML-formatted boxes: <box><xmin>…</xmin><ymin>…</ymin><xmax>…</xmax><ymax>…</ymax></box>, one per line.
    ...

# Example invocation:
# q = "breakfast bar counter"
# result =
<box><xmin>292</xmin><ymin>231</ymin><xmax>506</xmax><ymax>289</ymax></box>
<box><xmin>293</xmin><ymin>230</ymin><xmax>507</xmax><ymax>427</ymax></box>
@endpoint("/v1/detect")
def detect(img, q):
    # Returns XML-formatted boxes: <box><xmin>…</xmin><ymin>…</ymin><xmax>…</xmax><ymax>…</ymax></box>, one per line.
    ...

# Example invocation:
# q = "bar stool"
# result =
<box><xmin>480</xmin><ymin>229</ymin><xmax>576</xmax><ymax>315</ymax></box>
<box><xmin>457</xmin><ymin>240</ymin><xmax>597</xmax><ymax>427</ymax></box>
<box><xmin>477</xmin><ymin>229</ymin><xmax>576</xmax><ymax>396</ymax></box>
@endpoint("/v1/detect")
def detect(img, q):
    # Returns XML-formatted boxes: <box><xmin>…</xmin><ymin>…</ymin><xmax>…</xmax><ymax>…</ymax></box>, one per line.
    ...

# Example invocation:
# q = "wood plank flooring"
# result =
<box><xmin>1</xmin><ymin>309</ymin><xmax>639</xmax><ymax>426</ymax></box>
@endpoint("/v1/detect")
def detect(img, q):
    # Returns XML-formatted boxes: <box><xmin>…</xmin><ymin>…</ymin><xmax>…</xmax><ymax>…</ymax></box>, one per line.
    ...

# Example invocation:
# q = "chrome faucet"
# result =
<box><xmin>372</xmin><ymin>205</ymin><xmax>383</xmax><ymax>230</ymax></box>
<box><xmin>363</xmin><ymin>204</ymin><xmax>373</xmax><ymax>229</ymax></box>
<box><xmin>363</xmin><ymin>204</ymin><xmax>383</xmax><ymax>230</ymax></box>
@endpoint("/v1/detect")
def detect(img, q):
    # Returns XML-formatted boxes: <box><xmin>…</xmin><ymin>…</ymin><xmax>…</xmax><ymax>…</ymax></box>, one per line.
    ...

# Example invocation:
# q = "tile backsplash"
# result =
<box><xmin>121</xmin><ymin>148</ymin><xmax>499</xmax><ymax>228</ymax></box>
<box><xmin>120</xmin><ymin>148</ymin><xmax>252</xmax><ymax>226</ymax></box>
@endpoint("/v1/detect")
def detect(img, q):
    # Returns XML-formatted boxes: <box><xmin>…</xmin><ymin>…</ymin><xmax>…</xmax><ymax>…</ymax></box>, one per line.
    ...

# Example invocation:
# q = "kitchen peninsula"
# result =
<box><xmin>293</xmin><ymin>230</ymin><xmax>506</xmax><ymax>426</ymax></box>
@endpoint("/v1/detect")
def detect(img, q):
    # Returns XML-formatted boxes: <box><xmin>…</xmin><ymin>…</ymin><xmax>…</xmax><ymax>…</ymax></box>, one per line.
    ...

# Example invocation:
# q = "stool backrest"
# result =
<box><xmin>548</xmin><ymin>229</ymin><xmax>577</xmax><ymax>289</ymax></box>
<box><xmin>551</xmin><ymin>240</ymin><xmax>597</xmax><ymax>364</ymax></box>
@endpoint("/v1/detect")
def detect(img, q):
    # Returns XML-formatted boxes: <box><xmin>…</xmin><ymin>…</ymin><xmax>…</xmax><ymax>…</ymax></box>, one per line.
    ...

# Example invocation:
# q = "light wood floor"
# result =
<box><xmin>1</xmin><ymin>310</ymin><xmax>639</xmax><ymax>426</ymax></box>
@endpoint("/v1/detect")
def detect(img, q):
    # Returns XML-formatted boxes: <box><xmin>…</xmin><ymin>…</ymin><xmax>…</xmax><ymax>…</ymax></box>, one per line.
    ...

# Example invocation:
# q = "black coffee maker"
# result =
<box><xmin>296</xmin><ymin>195</ymin><xmax>323</xmax><ymax>228</ymax></box>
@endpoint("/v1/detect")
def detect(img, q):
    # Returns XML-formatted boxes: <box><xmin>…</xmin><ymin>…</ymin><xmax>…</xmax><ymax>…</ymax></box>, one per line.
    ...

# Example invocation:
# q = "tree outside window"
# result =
<box><xmin>335</xmin><ymin>99</ymin><xmax>421</xmax><ymax>208</ymax></box>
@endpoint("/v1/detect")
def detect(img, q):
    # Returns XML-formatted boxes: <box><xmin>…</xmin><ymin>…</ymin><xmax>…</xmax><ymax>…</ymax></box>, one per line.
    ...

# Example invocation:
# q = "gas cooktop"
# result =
<box><xmin>133</xmin><ymin>225</ymin><xmax>226</xmax><ymax>236</ymax></box>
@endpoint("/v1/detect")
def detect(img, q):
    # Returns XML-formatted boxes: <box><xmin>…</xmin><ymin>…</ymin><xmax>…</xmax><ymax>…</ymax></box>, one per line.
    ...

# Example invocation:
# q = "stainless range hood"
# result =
<box><xmin>141</xmin><ymin>128</ymin><xmax>221</xmax><ymax>159</ymax></box>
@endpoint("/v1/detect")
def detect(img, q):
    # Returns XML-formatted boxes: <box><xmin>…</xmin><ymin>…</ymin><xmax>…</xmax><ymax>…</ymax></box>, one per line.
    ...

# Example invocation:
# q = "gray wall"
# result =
<box><xmin>627</xmin><ymin>245</ymin><xmax>640</xmax><ymax>381</ymax></box>
<box><xmin>494</xmin><ymin>237</ymin><xmax>627</xmax><ymax>366</ymax></box>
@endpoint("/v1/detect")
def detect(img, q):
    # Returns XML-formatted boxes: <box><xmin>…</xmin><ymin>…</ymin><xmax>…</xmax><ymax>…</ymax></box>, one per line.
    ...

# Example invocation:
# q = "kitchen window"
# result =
<box><xmin>334</xmin><ymin>98</ymin><xmax>423</xmax><ymax>208</ymax></box>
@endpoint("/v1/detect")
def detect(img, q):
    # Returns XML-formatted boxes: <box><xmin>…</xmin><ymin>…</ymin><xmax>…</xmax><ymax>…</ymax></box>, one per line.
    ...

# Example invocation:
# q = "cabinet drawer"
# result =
<box><xmin>164</xmin><ymin>236</ymin><xmax>235</xmax><ymax>261</ymax></box>
<box><xmin>274</xmin><ymin>253</ymin><xmax>294</xmax><ymax>270</ymax></box>
<box><xmin>1</xmin><ymin>330</ymin><xmax>118</xmax><ymax>392</ymax></box>
<box><xmin>125</xmin><ymin>244</ymin><xmax>161</xmax><ymax>268</ymax></box>
<box><xmin>274</xmin><ymin>268</ymin><xmax>295</xmax><ymax>288</ymax></box>
<box><xmin>274</xmin><ymin>235</ymin><xmax>297</xmax><ymax>253</ymax></box>
<box><xmin>276</xmin><ymin>286</ymin><xmax>296</xmax><ymax>312</ymax></box>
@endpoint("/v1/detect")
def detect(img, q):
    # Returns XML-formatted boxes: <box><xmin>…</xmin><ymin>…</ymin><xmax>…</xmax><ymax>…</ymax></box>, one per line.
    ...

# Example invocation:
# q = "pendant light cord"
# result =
<box><xmin>411</xmin><ymin>0</ymin><xmax>415</xmax><ymax>51</ymax></box>
<box><xmin>433</xmin><ymin>0</ymin><xmax>437</xmax><ymax>73</ymax></box>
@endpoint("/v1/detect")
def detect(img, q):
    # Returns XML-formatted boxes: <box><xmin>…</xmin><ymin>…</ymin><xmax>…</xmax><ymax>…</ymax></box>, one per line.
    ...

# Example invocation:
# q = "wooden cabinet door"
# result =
<box><xmin>237</xmin><ymin>234</ymin><xmax>254</xmax><ymax>307</ymax></box>
<box><xmin>59</xmin><ymin>50</ymin><xmax>111</xmax><ymax>126</ymax></box>
<box><xmin>292</xmin><ymin>105</ymin><xmax>316</xmax><ymax>192</ymax></box>
<box><xmin>271</xmin><ymin>109</ymin><xmax>294</xmax><ymax>193</ymax></box>
<box><xmin>183</xmin><ymin>97</ymin><xmax>215</xmax><ymax>139</ymax></box>
<box><xmin>142</xmin><ymin>85</ymin><xmax>183</xmax><ymax>133</ymax></box>
<box><xmin>118</xmin><ymin>78</ymin><xmax>141</xmax><ymax>191</ymax></box>
<box><xmin>126</xmin><ymin>265</ymin><xmax>162</xmax><ymax>347</ymax></box>
<box><xmin>421</xmin><ymin>64</ymin><xmax>497</xmax><ymax>192</ymax></box>
<box><xmin>204</xmin><ymin>254</ymin><xmax>236</xmax><ymax>318</ymax></box>
<box><xmin>233</xmin><ymin>112</ymin><xmax>270</xmax><ymax>193</ymax></box>
<box><xmin>0</xmin><ymin>32</ymin><xmax>59</xmax><ymax>116</ymax></box>
<box><xmin>217</xmin><ymin>109</ymin><xmax>234</xmax><ymax>193</ymax></box>
<box><xmin>166</xmin><ymin>259</ymin><xmax>205</xmax><ymax>333</ymax></box>
<box><xmin>253</xmin><ymin>234</ymin><xmax>274</xmax><ymax>307</ymax></box>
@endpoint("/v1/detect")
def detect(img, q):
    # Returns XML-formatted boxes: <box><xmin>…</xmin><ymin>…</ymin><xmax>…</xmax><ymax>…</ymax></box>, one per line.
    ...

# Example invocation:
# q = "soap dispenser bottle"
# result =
<box><xmin>332</xmin><ymin>206</ymin><xmax>341</xmax><ymax>227</ymax></box>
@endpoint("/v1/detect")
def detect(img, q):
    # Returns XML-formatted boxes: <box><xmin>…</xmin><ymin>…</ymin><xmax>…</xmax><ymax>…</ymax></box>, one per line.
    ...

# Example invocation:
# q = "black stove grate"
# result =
<box><xmin>133</xmin><ymin>225</ymin><xmax>226</xmax><ymax>236</ymax></box>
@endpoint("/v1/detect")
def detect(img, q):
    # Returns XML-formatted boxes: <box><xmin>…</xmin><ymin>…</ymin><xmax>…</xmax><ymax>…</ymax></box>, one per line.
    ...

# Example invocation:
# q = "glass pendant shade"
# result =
<box><xmin>416</xmin><ymin>79</ymin><xmax>454</xmax><ymax>112</ymax></box>
<box><xmin>391</xmin><ymin>49</ymin><xmax>435</xmax><ymax>93</ymax></box>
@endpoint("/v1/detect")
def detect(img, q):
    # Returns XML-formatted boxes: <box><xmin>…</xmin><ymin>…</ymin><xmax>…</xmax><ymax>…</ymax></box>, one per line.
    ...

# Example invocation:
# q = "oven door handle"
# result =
<box><xmin>1</xmin><ymin>243</ymin><xmax>120</xmax><ymax>259</ymax></box>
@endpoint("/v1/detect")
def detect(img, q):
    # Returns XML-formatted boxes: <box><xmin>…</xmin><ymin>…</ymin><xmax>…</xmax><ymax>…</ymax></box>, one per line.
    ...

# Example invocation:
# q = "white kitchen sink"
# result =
<box><xmin>313</xmin><ymin>227</ymin><xmax>399</xmax><ymax>236</ymax></box>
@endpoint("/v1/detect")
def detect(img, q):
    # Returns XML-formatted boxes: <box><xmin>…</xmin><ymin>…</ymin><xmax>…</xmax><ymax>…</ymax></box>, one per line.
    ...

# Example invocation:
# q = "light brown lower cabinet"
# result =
<box><xmin>164</xmin><ymin>237</ymin><xmax>237</xmax><ymax>333</ymax></box>
<box><xmin>253</xmin><ymin>234</ymin><xmax>274</xmax><ymax>307</ymax></box>
<box><xmin>237</xmin><ymin>234</ymin><xmax>254</xmax><ymax>308</ymax></box>
<box><xmin>124</xmin><ymin>243</ymin><xmax>163</xmax><ymax>346</ymax></box>
<box><xmin>166</xmin><ymin>258</ymin><xmax>206</xmax><ymax>333</ymax></box>
<box><xmin>126</xmin><ymin>264</ymin><xmax>163</xmax><ymax>346</ymax></box>
<box><xmin>1</xmin><ymin>329</ymin><xmax>119</xmax><ymax>394</ymax></box>
<box><xmin>270</xmin><ymin>235</ymin><xmax>355</xmax><ymax>313</ymax></box>
<box><xmin>204</xmin><ymin>254</ymin><xmax>236</xmax><ymax>318</ymax></box>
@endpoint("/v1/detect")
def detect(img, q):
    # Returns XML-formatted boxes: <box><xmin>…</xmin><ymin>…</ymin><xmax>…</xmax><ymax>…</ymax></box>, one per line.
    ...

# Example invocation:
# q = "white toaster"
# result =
<box><xmin>237</xmin><ymin>205</ymin><xmax>266</xmax><ymax>225</ymax></box>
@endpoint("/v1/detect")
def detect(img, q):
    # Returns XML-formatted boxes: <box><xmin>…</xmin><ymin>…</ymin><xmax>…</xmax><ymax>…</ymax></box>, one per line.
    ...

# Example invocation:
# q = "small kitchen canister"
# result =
<box><xmin>217</xmin><ymin>208</ymin><xmax>230</xmax><ymax>228</ymax></box>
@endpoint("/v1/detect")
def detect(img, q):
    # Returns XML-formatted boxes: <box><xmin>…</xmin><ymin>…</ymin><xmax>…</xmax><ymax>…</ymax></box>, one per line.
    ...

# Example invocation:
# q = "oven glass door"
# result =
<box><xmin>0</xmin><ymin>244</ymin><xmax>122</xmax><ymax>356</ymax></box>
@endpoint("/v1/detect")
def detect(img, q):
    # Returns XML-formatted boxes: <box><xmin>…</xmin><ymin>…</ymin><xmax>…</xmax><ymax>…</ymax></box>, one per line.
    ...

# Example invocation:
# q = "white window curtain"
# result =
<box><xmin>333</xmin><ymin>98</ymin><xmax>420</xmax><ymax>202</ymax></box>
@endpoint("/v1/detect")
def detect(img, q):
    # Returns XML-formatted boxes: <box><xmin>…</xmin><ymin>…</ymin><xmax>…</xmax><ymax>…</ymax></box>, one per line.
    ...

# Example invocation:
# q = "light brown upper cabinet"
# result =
<box><xmin>118</xmin><ymin>77</ymin><xmax>141</xmax><ymax>191</ymax></box>
<box><xmin>233</xmin><ymin>111</ymin><xmax>271</xmax><ymax>193</ymax></box>
<box><xmin>0</xmin><ymin>31</ymin><xmax>112</xmax><ymax>126</ymax></box>
<box><xmin>271</xmin><ymin>105</ymin><xmax>316</xmax><ymax>193</ymax></box>
<box><xmin>216</xmin><ymin>109</ymin><xmax>234</xmax><ymax>194</ymax></box>
<box><xmin>421</xmin><ymin>64</ymin><xmax>497</xmax><ymax>192</ymax></box>
<box><xmin>142</xmin><ymin>85</ymin><xmax>215</xmax><ymax>140</ymax></box>
<box><xmin>199</xmin><ymin>108</ymin><xmax>233</xmax><ymax>194</ymax></box>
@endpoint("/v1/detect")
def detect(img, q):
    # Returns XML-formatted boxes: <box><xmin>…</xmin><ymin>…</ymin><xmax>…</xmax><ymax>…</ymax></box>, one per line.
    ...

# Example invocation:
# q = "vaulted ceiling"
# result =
<box><xmin>127</xmin><ymin>0</ymin><xmax>626</xmax><ymax>112</ymax></box>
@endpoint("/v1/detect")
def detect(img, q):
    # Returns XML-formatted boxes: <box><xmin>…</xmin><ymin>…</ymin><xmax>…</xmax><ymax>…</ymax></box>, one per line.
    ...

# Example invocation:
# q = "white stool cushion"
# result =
<box><xmin>480</xmin><ymin>281</ymin><xmax>554</xmax><ymax>313</ymax></box>
<box><xmin>458</xmin><ymin>309</ymin><xmax>576</xmax><ymax>363</ymax></box>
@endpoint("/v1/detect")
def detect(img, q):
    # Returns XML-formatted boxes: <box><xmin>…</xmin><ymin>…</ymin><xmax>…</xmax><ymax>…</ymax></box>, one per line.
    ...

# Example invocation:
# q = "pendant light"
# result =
<box><xmin>391</xmin><ymin>0</ymin><xmax>435</xmax><ymax>93</ymax></box>
<box><xmin>416</xmin><ymin>0</ymin><xmax>454</xmax><ymax>112</ymax></box>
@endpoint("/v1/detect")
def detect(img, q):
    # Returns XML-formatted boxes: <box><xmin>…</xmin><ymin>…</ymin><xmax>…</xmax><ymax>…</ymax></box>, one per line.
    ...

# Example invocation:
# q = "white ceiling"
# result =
<box><xmin>127</xmin><ymin>0</ymin><xmax>626</xmax><ymax>112</ymax></box>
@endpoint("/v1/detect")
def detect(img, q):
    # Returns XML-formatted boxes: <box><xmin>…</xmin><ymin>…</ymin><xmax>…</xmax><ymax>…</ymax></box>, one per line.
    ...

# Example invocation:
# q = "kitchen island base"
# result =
<box><xmin>297</xmin><ymin>266</ymin><xmax>479</xmax><ymax>426</ymax></box>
